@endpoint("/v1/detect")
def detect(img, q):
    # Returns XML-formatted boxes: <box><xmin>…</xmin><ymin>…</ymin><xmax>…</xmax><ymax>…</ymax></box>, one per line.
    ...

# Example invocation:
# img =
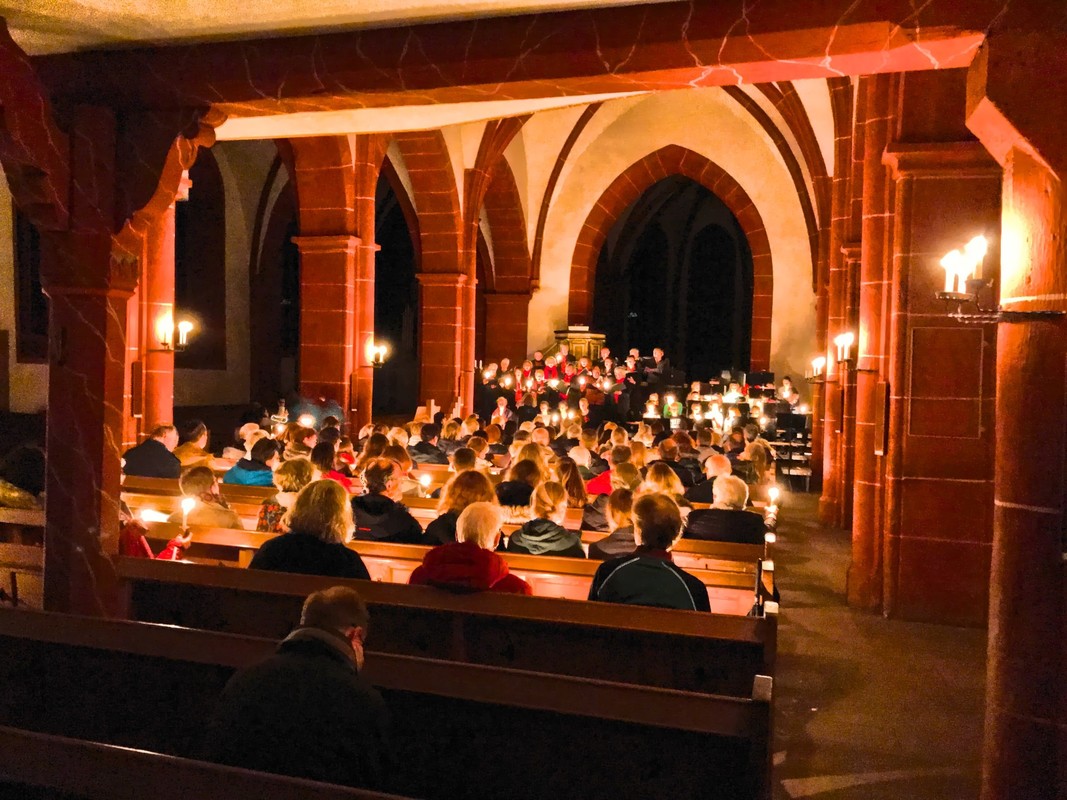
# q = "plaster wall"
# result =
<box><xmin>0</xmin><ymin>170</ymin><xmax>49</xmax><ymax>413</ymax></box>
<box><xmin>529</xmin><ymin>88</ymin><xmax>817</xmax><ymax>379</ymax></box>
<box><xmin>793</xmin><ymin>78</ymin><xmax>836</xmax><ymax>177</ymax></box>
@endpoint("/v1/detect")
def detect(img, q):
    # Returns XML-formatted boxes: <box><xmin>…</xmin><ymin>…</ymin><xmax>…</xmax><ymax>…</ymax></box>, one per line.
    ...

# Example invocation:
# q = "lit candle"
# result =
<box><xmin>811</xmin><ymin>356</ymin><xmax>826</xmax><ymax>377</ymax></box>
<box><xmin>297</xmin><ymin>413</ymin><xmax>315</xmax><ymax>428</ymax></box>
<box><xmin>139</xmin><ymin>509</ymin><xmax>168</xmax><ymax>524</ymax></box>
<box><xmin>940</xmin><ymin>249</ymin><xmax>969</xmax><ymax>293</ymax></box>
<box><xmin>180</xmin><ymin>497</ymin><xmax>196</xmax><ymax>529</ymax></box>
<box><xmin>768</xmin><ymin>486</ymin><xmax>781</xmax><ymax>504</ymax></box>
<box><xmin>503</xmin><ymin>376</ymin><xmax>512</xmax><ymax>388</ymax></box>
<box><xmin>177</xmin><ymin>320</ymin><xmax>193</xmax><ymax>347</ymax></box>
<box><xmin>548</xmin><ymin>379</ymin><xmax>559</xmax><ymax>389</ymax></box>
<box><xmin>833</xmin><ymin>332</ymin><xmax>854</xmax><ymax>362</ymax></box>
<box><xmin>525</xmin><ymin>379</ymin><xmax>533</xmax><ymax>389</ymax></box>
<box><xmin>578</xmin><ymin>376</ymin><xmax>586</xmax><ymax>387</ymax></box>
<box><xmin>483</xmin><ymin>370</ymin><xmax>492</xmax><ymax>379</ymax></box>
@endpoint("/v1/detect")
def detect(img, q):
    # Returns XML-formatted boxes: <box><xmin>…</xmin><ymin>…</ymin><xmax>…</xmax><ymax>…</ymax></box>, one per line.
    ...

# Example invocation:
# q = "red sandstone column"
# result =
<box><xmin>351</xmin><ymin>241</ymin><xmax>377</xmax><ymax>430</ymax></box>
<box><xmin>966</xmin><ymin>34</ymin><xmax>1067</xmax><ymax>799</ymax></box>
<box><xmin>848</xmin><ymin>73</ymin><xmax>895</xmax><ymax>610</ymax></box>
<box><xmin>40</xmin><ymin>231</ymin><xmax>134</xmax><ymax>615</ymax></box>
<box><xmin>837</xmin><ymin>244</ymin><xmax>860</xmax><ymax>529</ymax></box>
<box><xmin>483</xmin><ymin>292</ymin><xmax>531</xmax><ymax>364</ymax></box>
<box><xmin>460</xmin><ymin>277</ymin><xmax>477</xmax><ymax>414</ymax></box>
<box><xmin>141</xmin><ymin>198</ymin><xmax>177</xmax><ymax>431</ymax></box>
<box><xmin>417</xmin><ymin>273</ymin><xmax>466</xmax><ymax>413</ymax></box>
<box><xmin>294</xmin><ymin>235</ymin><xmax>359</xmax><ymax>416</ymax></box>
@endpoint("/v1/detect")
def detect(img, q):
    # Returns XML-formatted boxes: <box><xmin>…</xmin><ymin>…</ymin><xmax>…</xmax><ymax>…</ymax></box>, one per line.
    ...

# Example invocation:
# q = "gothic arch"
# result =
<box><xmin>569</xmin><ymin>145</ymin><xmax>773</xmax><ymax>370</ymax></box>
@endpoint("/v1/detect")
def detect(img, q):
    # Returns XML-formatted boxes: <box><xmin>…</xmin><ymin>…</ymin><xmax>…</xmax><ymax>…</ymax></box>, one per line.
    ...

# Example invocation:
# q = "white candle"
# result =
<box><xmin>180</xmin><ymin>497</ymin><xmax>196</xmax><ymax>529</ymax></box>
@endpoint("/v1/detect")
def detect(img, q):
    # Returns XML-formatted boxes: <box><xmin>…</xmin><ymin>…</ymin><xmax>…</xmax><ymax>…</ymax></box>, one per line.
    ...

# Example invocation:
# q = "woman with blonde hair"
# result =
<box><xmin>629</xmin><ymin>440</ymin><xmax>649</xmax><ymax>469</ymax></box>
<box><xmin>249</xmin><ymin>480</ymin><xmax>370</xmax><ymax>578</ymax></box>
<box><xmin>355</xmin><ymin>432</ymin><xmax>390</xmax><ymax>473</ymax></box>
<box><xmin>516</xmin><ymin>442</ymin><xmax>550</xmax><ymax>473</ymax></box>
<box><xmin>506</xmin><ymin>481</ymin><xmax>584</xmax><ymax>558</ymax></box>
<box><xmin>638</xmin><ymin>462</ymin><xmax>693</xmax><ymax>515</ymax></box>
<box><xmin>256</xmin><ymin>458</ymin><xmax>315</xmax><ymax>533</ymax></box>
<box><xmin>424</xmin><ymin>470</ymin><xmax>497</xmax><ymax>545</ymax></box>
<box><xmin>555</xmin><ymin>457</ymin><xmax>589</xmax><ymax>509</ymax></box>
<box><xmin>588</xmin><ymin>488</ymin><xmax>637</xmax><ymax>560</ymax></box>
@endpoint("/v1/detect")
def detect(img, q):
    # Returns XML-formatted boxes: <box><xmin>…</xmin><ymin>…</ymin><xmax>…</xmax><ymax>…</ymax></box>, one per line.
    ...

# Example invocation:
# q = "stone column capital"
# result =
<box><xmin>291</xmin><ymin>234</ymin><xmax>362</xmax><ymax>255</ymax></box>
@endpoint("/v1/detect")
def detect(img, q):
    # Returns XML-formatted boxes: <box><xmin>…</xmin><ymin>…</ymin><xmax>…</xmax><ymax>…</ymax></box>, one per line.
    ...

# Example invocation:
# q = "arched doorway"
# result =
<box><xmin>591</xmin><ymin>175</ymin><xmax>753</xmax><ymax>375</ymax></box>
<box><xmin>372</xmin><ymin>166</ymin><xmax>420</xmax><ymax>416</ymax></box>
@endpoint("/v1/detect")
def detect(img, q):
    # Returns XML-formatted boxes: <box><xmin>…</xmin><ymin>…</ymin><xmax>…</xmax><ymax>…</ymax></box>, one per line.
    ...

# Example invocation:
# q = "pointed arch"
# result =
<box><xmin>569</xmin><ymin>145</ymin><xmax>773</xmax><ymax>370</ymax></box>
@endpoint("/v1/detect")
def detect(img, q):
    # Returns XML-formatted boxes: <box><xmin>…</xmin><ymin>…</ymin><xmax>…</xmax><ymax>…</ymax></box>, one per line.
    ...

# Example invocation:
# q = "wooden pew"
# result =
<box><xmin>122</xmin><ymin>475</ymin><xmax>276</xmax><ymax>503</ymax></box>
<box><xmin>0</xmin><ymin>726</ymin><xmax>400</xmax><ymax>800</ymax></box>
<box><xmin>0</xmin><ymin>542</ymin><xmax>42</xmax><ymax>608</ymax></box>
<box><xmin>117</xmin><ymin>557</ymin><xmax>776</xmax><ymax>697</ymax></box>
<box><xmin>0</xmin><ymin>608</ymin><xmax>773</xmax><ymax>800</ymax></box>
<box><xmin>122</xmin><ymin>491</ymin><xmax>262</xmax><ymax>530</ymax></box>
<box><xmin>137</xmin><ymin>522</ymin><xmax>760</xmax><ymax>614</ymax></box>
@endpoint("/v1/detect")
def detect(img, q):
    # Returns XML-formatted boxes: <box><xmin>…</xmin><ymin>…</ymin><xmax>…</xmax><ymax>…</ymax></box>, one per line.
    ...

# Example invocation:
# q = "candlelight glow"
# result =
<box><xmin>833</xmin><ymin>331</ymin><xmax>855</xmax><ymax>362</ymax></box>
<box><xmin>419</xmin><ymin>474</ymin><xmax>431</xmax><ymax>487</ymax></box>
<box><xmin>176</xmin><ymin>319</ymin><xmax>194</xmax><ymax>347</ymax></box>
<box><xmin>181</xmin><ymin>497</ymin><xmax>197</xmax><ymax>515</ymax></box>
<box><xmin>939</xmin><ymin>249</ymin><xmax>973</xmax><ymax>294</ymax></box>
<box><xmin>139</xmin><ymin>509</ymin><xmax>168</xmax><ymax>523</ymax></box>
<box><xmin>297</xmin><ymin>414</ymin><xmax>315</xmax><ymax>428</ymax></box>
<box><xmin>768</xmin><ymin>486</ymin><xmax>780</xmax><ymax>503</ymax></box>
<box><xmin>156</xmin><ymin>313</ymin><xmax>174</xmax><ymax>349</ymax></box>
<box><xmin>811</xmin><ymin>356</ymin><xmax>826</xmax><ymax>375</ymax></box>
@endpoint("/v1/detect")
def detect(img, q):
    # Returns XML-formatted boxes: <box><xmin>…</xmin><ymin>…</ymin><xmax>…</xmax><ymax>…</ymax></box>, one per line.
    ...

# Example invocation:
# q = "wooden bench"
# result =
<box><xmin>136</xmin><ymin>522</ymin><xmax>762</xmax><ymax>614</ymax></box>
<box><xmin>0</xmin><ymin>607</ymin><xmax>773</xmax><ymax>799</ymax></box>
<box><xmin>117</xmin><ymin>557</ymin><xmax>776</xmax><ymax>697</ymax></box>
<box><xmin>0</xmin><ymin>726</ymin><xmax>400</xmax><ymax>800</ymax></box>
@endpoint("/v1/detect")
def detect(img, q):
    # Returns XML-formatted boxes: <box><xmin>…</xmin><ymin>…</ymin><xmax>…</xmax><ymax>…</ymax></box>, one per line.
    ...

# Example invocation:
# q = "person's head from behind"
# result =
<box><xmin>300</xmin><ymin>586</ymin><xmax>370</xmax><ymax>669</ymax></box>
<box><xmin>633</xmin><ymin>493</ymin><xmax>682</xmax><ymax>550</ymax></box>
<box><xmin>441</xmin><ymin>419</ymin><xmax>460</xmax><ymax>441</ymax></box>
<box><xmin>244</xmin><ymin>429</ymin><xmax>270</xmax><ymax>459</ymax></box>
<box><xmin>641</xmin><ymin>462</ymin><xmax>685</xmax><ymax>497</ymax></box>
<box><xmin>310</xmin><ymin>441</ymin><xmax>337</xmax><ymax>476</ymax></box>
<box><xmin>555</xmin><ymin>456</ymin><xmax>587</xmax><ymax>507</ymax></box>
<box><xmin>485</xmin><ymin>424</ymin><xmax>502</xmax><ymax>444</ymax></box>
<box><xmin>580</xmin><ymin>429</ymin><xmax>598</xmax><ymax>451</ymax></box>
<box><xmin>743</xmin><ymin>423</ymin><xmax>760</xmax><ymax>443</ymax></box>
<box><xmin>456</xmin><ymin>501</ymin><xmax>506</xmax><ymax>551</ymax></box>
<box><xmin>532</xmin><ymin>481</ymin><xmax>568</xmax><ymax>523</ymax></box>
<box><xmin>421</xmin><ymin>423</ymin><xmax>441</xmax><ymax>445</ymax></box>
<box><xmin>360</xmin><ymin>433</ymin><xmax>390</xmax><ymax>463</ymax></box>
<box><xmin>517</xmin><ymin>442</ymin><xmax>547</xmax><ymax>469</ymax></box>
<box><xmin>321</xmin><ymin>415</ymin><xmax>341</xmax><ymax>430</ymax></box>
<box><xmin>251</xmin><ymin>437</ymin><xmax>280</xmax><ymax>469</ymax></box>
<box><xmin>273</xmin><ymin>457</ymin><xmax>314</xmax><ymax>494</ymax></box>
<box><xmin>318</xmin><ymin>426</ymin><xmax>342</xmax><ymax>448</ymax></box>
<box><xmin>507</xmin><ymin>458</ymin><xmax>543</xmax><ymax>489</ymax></box>
<box><xmin>362</xmin><ymin>457</ymin><xmax>402</xmax><ymax>499</ymax></box>
<box><xmin>150</xmin><ymin>424</ymin><xmax>179</xmax><ymax>451</ymax></box>
<box><xmin>180</xmin><ymin>419</ymin><xmax>208</xmax><ymax>448</ymax></box>
<box><xmin>237</xmin><ymin>422</ymin><xmax>261</xmax><ymax>446</ymax></box>
<box><xmin>440</xmin><ymin>470</ymin><xmax>496</xmax><ymax>515</ymax></box>
<box><xmin>629</xmin><ymin>440</ymin><xmax>648</xmax><ymax>468</ymax></box>
<box><xmin>606</xmin><ymin>488</ymin><xmax>634</xmax><ymax>532</ymax></box>
<box><xmin>467</xmin><ymin>436</ymin><xmax>488</xmax><ymax>459</ymax></box>
<box><xmin>706</xmin><ymin>454</ymin><xmax>732</xmax><ymax>480</ymax></box>
<box><xmin>531</xmin><ymin>427</ymin><xmax>551</xmax><ymax>447</ymax></box>
<box><xmin>387</xmin><ymin>426</ymin><xmax>409</xmax><ymax>448</ymax></box>
<box><xmin>450</xmin><ymin>447</ymin><xmax>477</xmax><ymax>473</ymax></box>
<box><xmin>568</xmin><ymin>445</ymin><xmax>590</xmax><ymax>468</ymax></box>
<box><xmin>657</xmin><ymin>438</ymin><xmax>679</xmax><ymax>463</ymax></box>
<box><xmin>611</xmin><ymin>462</ymin><xmax>642</xmax><ymax>492</ymax></box>
<box><xmin>712</xmin><ymin>475</ymin><xmax>749</xmax><ymax>510</ymax></box>
<box><xmin>179</xmin><ymin>465</ymin><xmax>217</xmax><ymax>498</ymax></box>
<box><xmin>288</xmin><ymin>480</ymin><xmax>353</xmax><ymax>544</ymax></box>
<box><xmin>382</xmin><ymin>444</ymin><xmax>413</xmax><ymax>474</ymax></box>
<box><xmin>608</xmin><ymin>445</ymin><xmax>632</xmax><ymax>468</ymax></box>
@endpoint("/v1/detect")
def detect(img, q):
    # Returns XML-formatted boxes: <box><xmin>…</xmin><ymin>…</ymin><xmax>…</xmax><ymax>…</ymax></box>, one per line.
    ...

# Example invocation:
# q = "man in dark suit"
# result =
<box><xmin>683</xmin><ymin>475</ymin><xmax>766</xmax><ymax>545</ymax></box>
<box><xmin>200</xmin><ymin>586</ymin><xmax>391</xmax><ymax>790</ymax></box>
<box><xmin>121</xmin><ymin>424</ymin><xmax>181</xmax><ymax>478</ymax></box>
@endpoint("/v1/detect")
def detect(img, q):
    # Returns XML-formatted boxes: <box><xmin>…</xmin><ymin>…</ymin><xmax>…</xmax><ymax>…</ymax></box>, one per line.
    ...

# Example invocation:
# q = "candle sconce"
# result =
<box><xmin>366</xmin><ymin>339</ymin><xmax>389</xmax><ymax>369</ymax></box>
<box><xmin>935</xmin><ymin>235</ymin><xmax>1064</xmax><ymax>323</ymax></box>
<box><xmin>805</xmin><ymin>356</ymin><xmax>827</xmax><ymax>384</ymax></box>
<box><xmin>155</xmin><ymin>314</ymin><xmax>195</xmax><ymax>352</ymax></box>
<box><xmin>833</xmin><ymin>332</ymin><xmax>855</xmax><ymax>370</ymax></box>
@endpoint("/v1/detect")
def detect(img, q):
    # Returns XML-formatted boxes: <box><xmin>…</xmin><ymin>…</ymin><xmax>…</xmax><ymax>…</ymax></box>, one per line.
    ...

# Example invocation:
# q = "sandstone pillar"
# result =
<box><xmin>417</xmin><ymin>273</ymin><xmax>467</xmax><ymax>412</ymax></box>
<box><xmin>483</xmin><ymin>292</ymin><xmax>531</xmax><ymax>364</ymax></box>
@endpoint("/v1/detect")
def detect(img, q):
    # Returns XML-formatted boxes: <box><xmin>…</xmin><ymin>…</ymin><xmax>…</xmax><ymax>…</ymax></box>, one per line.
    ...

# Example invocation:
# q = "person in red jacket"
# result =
<box><xmin>409</xmin><ymin>502</ymin><xmax>532</xmax><ymax>595</ymax></box>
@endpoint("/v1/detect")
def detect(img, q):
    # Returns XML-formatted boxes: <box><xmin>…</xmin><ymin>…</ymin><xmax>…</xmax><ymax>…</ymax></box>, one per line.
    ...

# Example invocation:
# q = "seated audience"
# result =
<box><xmin>424</xmin><ymin>470</ymin><xmax>497</xmax><ymax>545</ymax></box>
<box><xmin>258</xmin><ymin>458</ymin><xmax>315</xmax><ymax>533</ymax></box>
<box><xmin>586</xmin><ymin>445</ymin><xmax>631</xmax><ymax>496</ymax></box>
<box><xmin>639</xmin><ymin>462</ymin><xmax>693</xmax><ymax>514</ymax></box>
<box><xmin>224</xmin><ymin>437</ymin><xmax>279</xmax><ymax>486</ymax></box>
<box><xmin>556</xmin><ymin>456</ymin><xmax>589</xmax><ymax>509</ymax></box>
<box><xmin>684</xmin><ymin>475</ymin><xmax>766</xmax><ymax>545</ymax></box>
<box><xmin>506</xmin><ymin>482</ymin><xmax>584</xmax><ymax>558</ymax></box>
<box><xmin>122</xmin><ymin>424</ymin><xmax>181</xmax><ymax>479</ymax></box>
<box><xmin>683</xmin><ymin>454</ymin><xmax>733</xmax><ymax>504</ymax></box>
<box><xmin>250</xmin><ymin>480</ymin><xmax>370</xmax><ymax>579</ymax></box>
<box><xmin>587</xmin><ymin>488</ymin><xmax>636</xmax><ymax>560</ymax></box>
<box><xmin>410</xmin><ymin>502</ymin><xmax>532</xmax><ymax>595</ymax></box>
<box><xmin>169</xmin><ymin>466</ymin><xmax>242</xmax><ymax>529</ymax></box>
<box><xmin>351</xmin><ymin>457</ymin><xmax>424</xmax><ymax>544</ymax></box>
<box><xmin>588</xmin><ymin>493</ymin><xmax>710</xmax><ymax>612</ymax></box>
<box><xmin>645</xmin><ymin>438</ymin><xmax>696</xmax><ymax>488</ymax></box>
<box><xmin>221</xmin><ymin>421</ymin><xmax>262</xmax><ymax>462</ymax></box>
<box><xmin>311</xmin><ymin>441</ymin><xmax>354</xmax><ymax>492</ymax></box>
<box><xmin>629</xmin><ymin>440</ymin><xmax>649</xmax><ymax>469</ymax></box>
<box><xmin>283</xmin><ymin>425</ymin><xmax>318</xmax><ymax>461</ymax></box>
<box><xmin>200</xmin><ymin>586</ymin><xmax>389</xmax><ymax>790</ymax></box>
<box><xmin>466</xmin><ymin>436</ymin><xmax>492</xmax><ymax>470</ymax></box>
<box><xmin>449</xmin><ymin>446</ymin><xmax>478</xmax><ymax>475</ymax></box>
<box><xmin>408</xmin><ymin>423</ymin><xmax>449</xmax><ymax>464</ymax></box>
<box><xmin>355</xmin><ymin>433</ymin><xmax>389</xmax><ymax>473</ymax></box>
<box><xmin>173</xmin><ymin>419</ymin><xmax>214</xmax><ymax>470</ymax></box>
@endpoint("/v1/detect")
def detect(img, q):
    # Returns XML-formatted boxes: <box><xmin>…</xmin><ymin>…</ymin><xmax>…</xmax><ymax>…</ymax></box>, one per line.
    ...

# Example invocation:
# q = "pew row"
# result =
<box><xmin>116</xmin><ymin>557</ymin><xmax>776</xmax><ymax>697</ymax></box>
<box><xmin>137</xmin><ymin>521</ymin><xmax>765</xmax><ymax>615</ymax></box>
<box><xmin>0</xmin><ymin>608</ymin><xmax>772</xmax><ymax>800</ymax></box>
<box><xmin>0</xmin><ymin>726</ymin><xmax>402</xmax><ymax>800</ymax></box>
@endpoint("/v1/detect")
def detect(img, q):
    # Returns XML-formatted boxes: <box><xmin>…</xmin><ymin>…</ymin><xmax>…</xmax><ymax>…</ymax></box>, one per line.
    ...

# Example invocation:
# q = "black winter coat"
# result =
<box><xmin>352</xmin><ymin>494</ymin><xmax>424</xmax><ymax>544</ymax></box>
<box><xmin>249</xmin><ymin>530</ymin><xmax>371</xmax><ymax>580</ymax></box>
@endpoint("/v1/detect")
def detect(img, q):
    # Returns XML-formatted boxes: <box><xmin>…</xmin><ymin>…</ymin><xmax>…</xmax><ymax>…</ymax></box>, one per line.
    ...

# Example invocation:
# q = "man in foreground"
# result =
<box><xmin>200</xmin><ymin>586</ymin><xmax>391</xmax><ymax>790</ymax></box>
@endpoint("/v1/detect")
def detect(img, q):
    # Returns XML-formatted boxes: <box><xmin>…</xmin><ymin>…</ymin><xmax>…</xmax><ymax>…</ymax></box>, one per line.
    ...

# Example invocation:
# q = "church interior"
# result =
<box><xmin>0</xmin><ymin>1</ymin><xmax>1063</xmax><ymax>798</ymax></box>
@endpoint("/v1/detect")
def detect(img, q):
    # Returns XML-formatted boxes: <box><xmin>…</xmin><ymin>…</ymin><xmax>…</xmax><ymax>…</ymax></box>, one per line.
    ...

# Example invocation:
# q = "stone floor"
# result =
<box><xmin>771</xmin><ymin>492</ymin><xmax>987</xmax><ymax>800</ymax></box>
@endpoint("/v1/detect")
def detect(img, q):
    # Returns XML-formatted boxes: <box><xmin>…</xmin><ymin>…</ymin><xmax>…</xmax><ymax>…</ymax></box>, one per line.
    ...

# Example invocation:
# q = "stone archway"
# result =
<box><xmin>569</xmin><ymin>145</ymin><xmax>773</xmax><ymax>370</ymax></box>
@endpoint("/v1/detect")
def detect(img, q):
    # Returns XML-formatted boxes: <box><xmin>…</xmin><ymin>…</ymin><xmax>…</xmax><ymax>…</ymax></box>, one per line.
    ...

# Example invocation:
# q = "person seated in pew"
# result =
<box><xmin>282</xmin><ymin>425</ymin><xmax>317</xmax><ymax>462</ymax></box>
<box><xmin>408</xmin><ymin>423</ymin><xmax>450</xmax><ymax>465</ymax></box>
<box><xmin>410</xmin><ymin>502</ymin><xmax>532</xmax><ymax>595</ymax></box>
<box><xmin>644</xmin><ymin>438</ymin><xmax>696</xmax><ymax>489</ymax></box>
<box><xmin>582</xmin><ymin>462</ymin><xmax>641</xmax><ymax>531</ymax></box>
<box><xmin>506</xmin><ymin>482</ymin><xmax>585</xmax><ymax>559</ymax></box>
<box><xmin>310</xmin><ymin>441</ymin><xmax>355</xmax><ymax>493</ymax></box>
<box><xmin>495</xmin><ymin>458</ymin><xmax>543</xmax><ymax>523</ymax></box>
<box><xmin>200</xmin><ymin>585</ymin><xmax>390</xmax><ymax>790</ymax></box>
<box><xmin>466</xmin><ymin>436</ymin><xmax>493</xmax><ymax>471</ymax></box>
<box><xmin>221</xmin><ymin>421</ymin><xmax>263</xmax><ymax>462</ymax></box>
<box><xmin>553</xmin><ymin>456</ymin><xmax>585</xmax><ymax>506</ymax></box>
<box><xmin>223</xmin><ymin>437</ymin><xmax>279</xmax><ymax>487</ymax></box>
<box><xmin>683</xmin><ymin>454</ymin><xmax>733</xmax><ymax>505</ymax></box>
<box><xmin>169</xmin><ymin>466</ymin><xmax>242</xmax><ymax>530</ymax></box>
<box><xmin>587</xmin><ymin>488</ymin><xmax>637</xmax><ymax>560</ymax></box>
<box><xmin>586</xmin><ymin>445</ymin><xmax>632</xmax><ymax>496</ymax></box>
<box><xmin>588</xmin><ymin>493</ymin><xmax>711</xmax><ymax>612</ymax></box>
<box><xmin>683</xmin><ymin>475</ymin><xmax>766</xmax><ymax>545</ymax></box>
<box><xmin>122</xmin><ymin>423</ymin><xmax>181</xmax><ymax>479</ymax></box>
<box><xmin>354</xmin><ymin>432</ymin><xmax>389</xmax><ymax>474</ymax></box>
<box><xmin>258</xmin><ymin>458</ymin><xmax>314</xmax><ymax>534</ymax></box>
<box><xmin>449</xmin><ymin>446</ymin><xmax>478</xmax><ymax>476</ymax></box>
<box><xmin>351</xmin><ymin>458</ymin><xmax>424</xmax><ymax>544</ymax></box>
<box><xmin>250</xmin><ymin>480</ymin><xmax>371</xmax><ymax>579</ymax></box>
<box><xmin>638</xmin><ymin>463</ymin><xmax>693</xmax><ymax>518</ymax></box>
<box><xmin>424</xmin><ymin>470</ymin><xmax>497</xmax><ymax>545</ymax></box>
<box><xmin>172</xmin><ymin>419</ymin><xmax>214</xmax><ymax>470</ymax></box>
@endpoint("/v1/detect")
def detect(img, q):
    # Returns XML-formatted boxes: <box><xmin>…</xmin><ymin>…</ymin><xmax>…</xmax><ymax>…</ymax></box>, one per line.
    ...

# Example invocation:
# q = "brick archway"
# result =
<box><xmin>569</xmin><ymin>145</ymin><xmax>772</xmax><ymax>370</ymax></box>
